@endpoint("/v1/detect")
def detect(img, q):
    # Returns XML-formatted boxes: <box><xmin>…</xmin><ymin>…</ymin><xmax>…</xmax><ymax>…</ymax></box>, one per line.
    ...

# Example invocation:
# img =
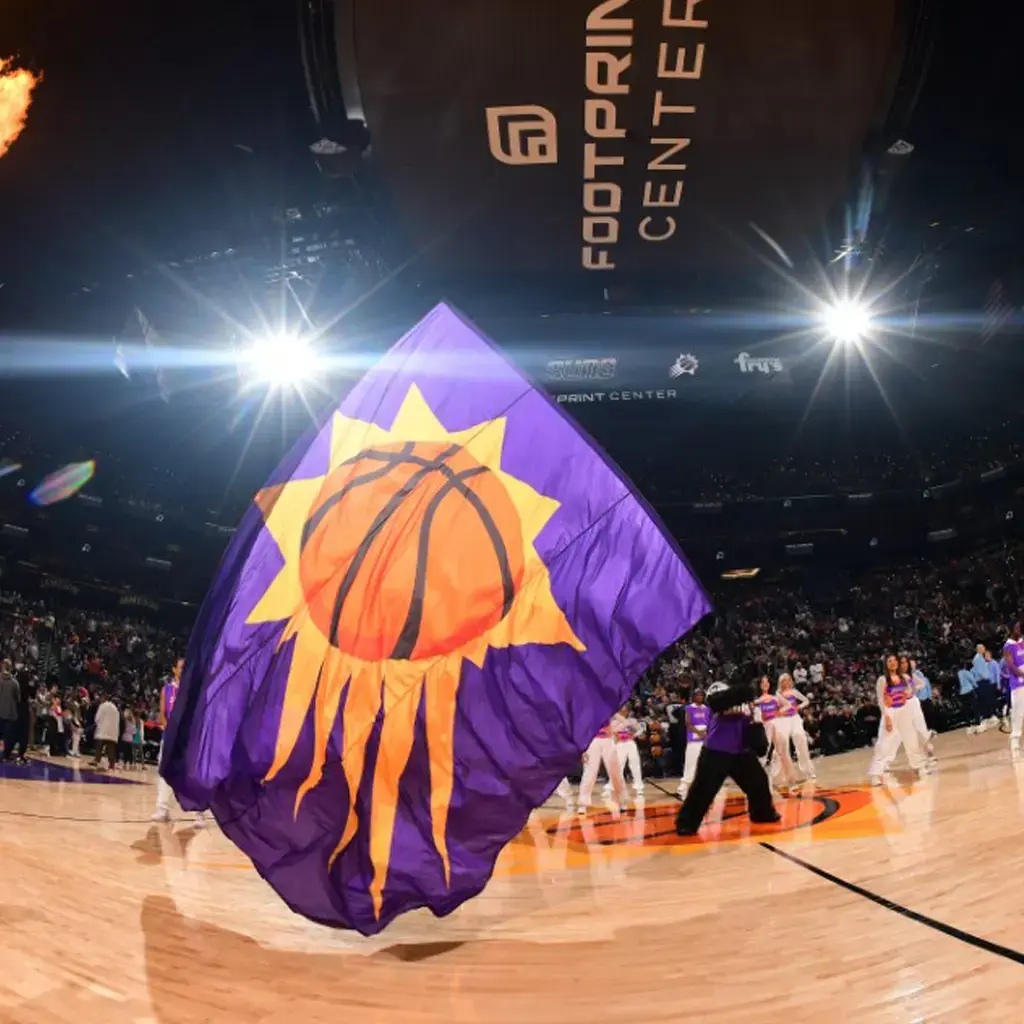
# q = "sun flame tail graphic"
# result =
<box><xmin>0</xmin><ymin>59</ymin><xmax>41</xmax><ymax>160</ymax></box>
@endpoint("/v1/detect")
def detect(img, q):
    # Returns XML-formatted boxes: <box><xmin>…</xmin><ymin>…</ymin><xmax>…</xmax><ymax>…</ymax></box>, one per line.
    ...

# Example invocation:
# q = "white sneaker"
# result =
<box><xmin>869</xmin><ymin>774</ymin><xmax>883</xmax><ymax>787</ymax></box>
<box><xmin>967</xmin><ymin>725</ymin><xmax>977</xmax><ymax>735</ymax></box>
<box><xmin>978</xmin><ymin>721</ymin><xmax>989</xmax><ymax>733</ymax></box>
<box><xmin>150</xmin><ymin>810</ymin><xmax>171</xmax><ymax>823</ymax></box>
<box><xmin>194</xmin><ymin>812</ymin><xmax>208</xmax><ymax>828</ymax></box>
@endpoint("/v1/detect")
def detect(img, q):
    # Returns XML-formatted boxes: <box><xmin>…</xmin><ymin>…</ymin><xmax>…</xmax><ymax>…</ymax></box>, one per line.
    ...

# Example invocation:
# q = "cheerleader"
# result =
<box><xmin>901</xmin><ymin>656</ymin><xmax>935</xmax><ymax>760</ymax></box>
<box><xmin>603</xmin><ymin>705</ymin><xmax>645</xmax><ymax>799</ymax></box>
<box><xmin>1004</xmin><ymin>622</ymin><xmax>1024</xmax><ymax>755</ymax></box>
<box><xmin>775</xmin><ymin>673</ymin><xmax>816</xmax><ymax>781</ymax></box>
<box><xmin>869</xmin><ymin>654</ymin><xmax>927</xmax><ymax>784</ymax></box>
<box><xmin>554</xmin><ymin>777</ymin><xmax>575</xmax><ymax>813</ymax></box>
<box><xmin>753</xmin><ymin>676</ymin><xmax>788</xmax><ymax>785</ymax></box>
<box><xmin>577</xmin><ymin>714</ymin><xmax>630</xmax><ymax>813</ymax></box>
<box><xmin>152</xmin><ymin>658</ymin><xmax>209</xmax><ymax>826</ymax></box>
<box><xmin>676</xmin><ymin>690</ymin><xmax>710</xmax><ymax>799</ymax></box>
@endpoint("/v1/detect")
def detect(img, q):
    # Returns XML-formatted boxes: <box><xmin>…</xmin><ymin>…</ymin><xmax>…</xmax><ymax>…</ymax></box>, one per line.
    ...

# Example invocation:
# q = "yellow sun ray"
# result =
<box><xmin>292</xmin><ymin>644</ymin><xmax>348</xmax><ymax>812</ymax></box>
<box><xmin>330</xmin><ymin>660</ymin><xmax>385</xmax><ymax>863</ymax></box>
<box><xmin>248</xmin><ymin>478</ymin><xmax>323</xmax><ymax>624</ymax></box>
<box><xmin>368</xmin><ymin>675</ymin><xmax>424</xmax><ymax>915</ymax></box>
<box><xmin>423</xmin><ymin>660</ymin><xmax>460</xmax><ymax>885</ymax></box>
<box><xmin>247</xmin><ymin>383</ymin><xmax>584</xmax><ymax>919</ymax></box>
<box><xmin>263</xmin><ymin>613</ymin><xmax>330</xmax><ymax>784</ymax></box>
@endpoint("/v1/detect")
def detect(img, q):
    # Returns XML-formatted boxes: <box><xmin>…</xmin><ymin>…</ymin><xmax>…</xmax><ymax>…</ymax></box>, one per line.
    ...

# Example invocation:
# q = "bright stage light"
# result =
<box><xmin>245</xmin><ymin>334</ymin><xmax>320</xmax><ymax>387</ymax></box>
<box><xmin>821</xmin><ymin>300</ymin><xmax>873</xmax><ymax>344</ymax></box>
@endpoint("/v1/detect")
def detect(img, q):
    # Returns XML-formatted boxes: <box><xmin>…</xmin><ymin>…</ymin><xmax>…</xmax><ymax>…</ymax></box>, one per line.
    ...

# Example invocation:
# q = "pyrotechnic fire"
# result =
<box><xmin>0</xmin><ymin>58</ymin><xmax>40</xmax><ymax>159</ymax></box>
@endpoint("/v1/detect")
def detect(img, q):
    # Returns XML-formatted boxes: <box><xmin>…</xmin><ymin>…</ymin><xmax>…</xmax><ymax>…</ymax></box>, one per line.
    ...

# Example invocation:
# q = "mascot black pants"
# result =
<box><xmin>675</xmin><ymin>746</ymin><xmax>778</xmax><ymax>835</ymax></box>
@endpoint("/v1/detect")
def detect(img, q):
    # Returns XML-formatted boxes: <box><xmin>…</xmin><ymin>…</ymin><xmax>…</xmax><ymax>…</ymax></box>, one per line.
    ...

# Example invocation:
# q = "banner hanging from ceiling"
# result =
<box><xmin>348</xmin><ymin>0</ymin><xmax>905</xmax><ymax>286</ymax></box>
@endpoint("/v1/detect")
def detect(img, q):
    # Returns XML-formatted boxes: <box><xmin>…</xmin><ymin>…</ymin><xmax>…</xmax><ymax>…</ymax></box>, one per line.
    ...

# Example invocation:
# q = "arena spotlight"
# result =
<box><xmin>244</xmin><ymin>333</ymin><xmax>320</xmax><ymax>387</ymax></box>
<box><xmin>821</xmin><ymin>299</ymin><xmax>873</xmax><ymax>344</ymax></box>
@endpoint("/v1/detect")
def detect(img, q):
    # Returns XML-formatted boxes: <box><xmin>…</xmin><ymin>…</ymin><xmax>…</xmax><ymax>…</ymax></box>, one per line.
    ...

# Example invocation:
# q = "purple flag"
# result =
<box><xmin>163</xmin><ymin>303</ymin><xmax>709</xmax><ymax>935</ymax></box>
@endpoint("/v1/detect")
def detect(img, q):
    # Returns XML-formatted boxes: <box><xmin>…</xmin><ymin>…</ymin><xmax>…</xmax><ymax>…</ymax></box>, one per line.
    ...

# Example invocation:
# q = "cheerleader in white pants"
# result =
<box><xmin>869</xmin><ymin>654</ymin><xmax>927</xmax><ymax>784</ymax></box>
<box><xmin>676</xmin><ymin>691</ymin><xmax>710</xmax><ymax>798</ymax></box>
<box><xmin>775</xmin><ymin>673</ymin><xmax>816</xmax><ymax>781</ymax></box>
<box><xmin>901</xmin><ymin>656</ymin><xmax>935</xmax><ymax>760</ymax></box>
<box><xmin>577</xmin><ymin>715</ymin><xmax>630</xmax><ymax>813</ymax></box>
<box><xmin>152</xmin><ymin>658</ymin><xmax>208</xmax><ymax>826</ymax></box>
<box><xmin>754</xmin><ymin>676</ymin><xmax>788</xmax><ymax>787</ymax></box>
<box><xmin>603</xmin><ymin>706</ymin><xmax>645</xmax><ymax>798</ymax></box>
<box><xmin>554</xmin><ymin>777</ymin><xmax>575</xmax><ymax>812</ymax></box>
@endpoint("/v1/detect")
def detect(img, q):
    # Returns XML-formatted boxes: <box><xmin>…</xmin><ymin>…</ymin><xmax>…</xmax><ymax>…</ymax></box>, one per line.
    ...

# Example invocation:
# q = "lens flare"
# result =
<box><xmin>29</xmin><ymin>460</ymin><xmax>96</xmax><ymax>507</ymax></box>
<box><xmin>822</xmin><ymin>299</ymin><xmax>873</xmax><ymax>344</ymax></box>
<box><xmin>0</xmin><ymin>59</ymin><xmax>41</xmax><ymax>159</ymax></box>
<box><xmin>245</xmin><ymin>334</ymin><xmax>321</xmax><ymax>387</ymax></box>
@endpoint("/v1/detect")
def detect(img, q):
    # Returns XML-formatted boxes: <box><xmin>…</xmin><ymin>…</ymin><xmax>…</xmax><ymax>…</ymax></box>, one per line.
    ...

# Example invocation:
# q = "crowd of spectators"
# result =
<box><xmin>630</xmin><ymin>540</ymin><xmax>1022</xmax><ymax>777</ymax></box>
<box><xmin>0</xmin><ymin>589</ymin><xmax>184</xmax><ymax>766</ymax></box>
<box><xmin>0</xmin><ymin>537</ymin><xmax>1019</xmax><ymax>777</ymax></box>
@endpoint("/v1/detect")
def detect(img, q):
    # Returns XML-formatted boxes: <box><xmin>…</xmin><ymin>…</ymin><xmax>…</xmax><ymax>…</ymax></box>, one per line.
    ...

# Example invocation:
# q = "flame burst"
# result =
<box><xmin>248</xmin><ymin>384</ymin><xmax>583</xmax><ymax>916</ymax></box>
<box><xmin>0</xmin><ymin>59</ymin><xmax>40</xmax><ymax>159</ymax></box>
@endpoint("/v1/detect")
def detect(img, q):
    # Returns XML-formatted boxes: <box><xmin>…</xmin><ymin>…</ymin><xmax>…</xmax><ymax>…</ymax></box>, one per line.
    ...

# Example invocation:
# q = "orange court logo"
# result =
<box><xmin>498</xmin><ymin>786</ymin><xmax>888</xmax><ymax>876</ymax></box>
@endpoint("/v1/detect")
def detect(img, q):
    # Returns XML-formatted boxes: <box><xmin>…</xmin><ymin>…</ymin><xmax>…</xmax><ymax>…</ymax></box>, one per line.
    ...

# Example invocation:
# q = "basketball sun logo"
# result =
<box><xmin>247</xmin><ymin>383</ymin><xmax>583</xmax><ymax>916</ymax></box>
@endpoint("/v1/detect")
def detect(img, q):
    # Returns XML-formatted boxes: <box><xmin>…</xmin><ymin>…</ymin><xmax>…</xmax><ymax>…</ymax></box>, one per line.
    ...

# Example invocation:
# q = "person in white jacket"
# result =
<box><xmin>90</xmin><ymin>694</ymin><xmax>120</xmax><ymax>771</ymax></box>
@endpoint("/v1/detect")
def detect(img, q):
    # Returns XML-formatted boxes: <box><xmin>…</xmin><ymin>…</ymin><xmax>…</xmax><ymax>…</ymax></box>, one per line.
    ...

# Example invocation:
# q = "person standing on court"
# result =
<box><xmin>91</xmin><ymin>691</ymin><xmax>120</xmax><ymax>770</ymax></box>
<box><xmin>0</xmin><ymin>659</ymin><xmax>20</xmax><ymax>761</ymax></box>
<box><xmin>152</xmin><ymin>658</ymin><xmax>208</xmax><ymax>825</ymax></box>
<box><xmin>676</xmin><ymin>688</ymin><xmax>709</xmax><ymax>799</ymax></box>
<box><xmin>1003</xmin><ymin>622</ymin><xmax>1024</xmax><ymax>755</ymax></box>
<box><xmin>972</xmin><ymin>644</ymin><xmax>999</xmax><ymax>728</ymax></box>
<box><xmin>603</xmin><ymin>704</ymin><xmax>645</xmax><ymax>801</ymax></box>
<box><xmin>868</xmin><ymin>654</ymin><xmax>927</xmax><ymax>784</ymax></box>
<box><xmin>577</xmin><ymin>713</ymin><xmax>630</xmax><ymax>813</ymax></box>
<box><xmin>675</xmin><ymin>679</ymin><xmax>781</xmax><ymax>836</ymax></box>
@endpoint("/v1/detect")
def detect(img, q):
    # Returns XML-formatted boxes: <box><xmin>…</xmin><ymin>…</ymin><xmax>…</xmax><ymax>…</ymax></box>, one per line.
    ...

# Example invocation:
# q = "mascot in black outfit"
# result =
<box><xmin>675</xmin><ymin>679</ymin><xmax>781</xmax><ymax>836</ymax></box>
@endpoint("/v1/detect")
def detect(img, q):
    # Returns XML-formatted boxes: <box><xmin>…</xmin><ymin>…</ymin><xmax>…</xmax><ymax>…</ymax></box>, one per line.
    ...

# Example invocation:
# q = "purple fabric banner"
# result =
<box><xmin>163</xmin><ymin>303</ymin><xmax>709</xmax><ymax>935</ymax></box>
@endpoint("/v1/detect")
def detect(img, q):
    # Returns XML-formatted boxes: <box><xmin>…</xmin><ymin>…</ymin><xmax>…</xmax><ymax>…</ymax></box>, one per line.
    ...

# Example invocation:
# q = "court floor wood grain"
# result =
<box><xmin>2</xmin><ymin>728</ymin><xmax>1023</xmax><ymax>1023</ymax></box>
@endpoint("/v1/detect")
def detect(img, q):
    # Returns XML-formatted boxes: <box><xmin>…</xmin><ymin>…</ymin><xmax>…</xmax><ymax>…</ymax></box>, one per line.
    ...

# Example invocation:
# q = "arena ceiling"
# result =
<box><xmin>328</xmin><ymin>0</ymin><xmax>919</xmax><ymax>294</ymax></box>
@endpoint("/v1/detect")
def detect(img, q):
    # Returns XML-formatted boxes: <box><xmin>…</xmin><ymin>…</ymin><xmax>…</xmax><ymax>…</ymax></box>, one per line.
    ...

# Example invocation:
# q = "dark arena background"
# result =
<box><xmin>3</xmin><ymin>1</ymin><xmax>1024</xmax><ymax>1017</ymax></box>
<box><xmin>0</xmin><ymin>0</ymin><xmax>1018</xmax><ymax>613</ymax></box>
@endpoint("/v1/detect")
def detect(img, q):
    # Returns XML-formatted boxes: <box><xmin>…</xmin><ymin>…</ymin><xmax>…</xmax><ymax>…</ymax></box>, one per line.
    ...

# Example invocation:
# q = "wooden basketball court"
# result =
<box><xmin>2</xmin><ymin>728</ymin><xmax>1023</xmax><ymax>1023</ymax></box>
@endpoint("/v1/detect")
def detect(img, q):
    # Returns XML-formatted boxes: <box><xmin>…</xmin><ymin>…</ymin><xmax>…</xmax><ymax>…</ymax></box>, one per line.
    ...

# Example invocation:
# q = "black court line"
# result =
<box><xmin>0</xmin><ymin>809</ymin><xmax>187</xmax><ymax>824</ymax></box>
<box><xmin>646</xmin><ymin>778</ymin><xmax>681</xmax><ymax>802</ymax></box>
<box><xmin>760</xmin><ymin>842</ymin><xmax>1024</xmax><ymax>966</ymax></box>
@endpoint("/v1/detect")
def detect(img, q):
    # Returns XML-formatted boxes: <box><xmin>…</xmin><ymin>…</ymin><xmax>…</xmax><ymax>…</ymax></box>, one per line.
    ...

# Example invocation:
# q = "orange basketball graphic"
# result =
<box><xmin>298</xmin><ymin>440</ymin><xmax>526</xmax><ymax>661</ymax></box>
